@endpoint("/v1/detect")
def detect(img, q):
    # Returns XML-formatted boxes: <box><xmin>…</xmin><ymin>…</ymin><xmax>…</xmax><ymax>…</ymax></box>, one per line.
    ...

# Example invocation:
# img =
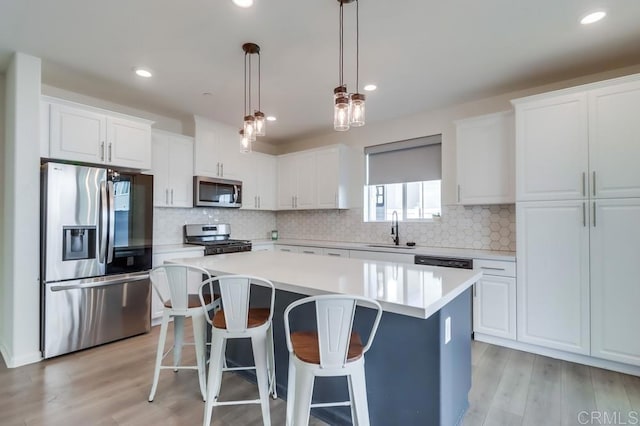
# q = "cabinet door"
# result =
<box><xmin>295</xmin><ymin>151</ymin><xmax>317</xmax><ymax>209</ymax></box>
<box><xmin>168</xmin><ymin>136</ymin><xmax>194</xmax><ymax>207</ymax></box>
<box><xmin>515</xmin><ymin>93</ymin><xmax>588</xmax><ymax>201</ymax></box>
<box><xmin>473</xmin><ymin>276</ymin><xmax>516</xmax><ymax>339</ymax></box>
<box><xmin>298</xmin><ymin>246</ymin><xmax>322</xmax><ymax>255</ymax></box>
<box><xmin>457</xmin><ymin>111</ymin><xmax>514</xmax><ymax>204</ymax></box>
<box><xmin>275</xmin><ymin>244</ymin><xmax>300</xmax><ymax>253</ymax></box>
<box><xmin>49</xmin><ymin>103</ymin><xmax>106</xmax><ymax>164</ymax></box>
<box><xmin>277</xmin><ymin>155</ymin><xmax>297</xmax><ymax>209</ymax></box>
<box><xmin>589</xmin><ymin>80</ymin><xmax>640</xmax><ymax>199</ymax></box>
<box><xmin>151</xmin><ymin>132</ymin><xmax>170</xmax><ymax>207</ymax></box>
<box><xmin>194</xmin><ymin>116</ymin><xmax>221</xmax><ymax>177</ymax></box>
<box><xmin>590</xmin><ymin>198</ymin><xmax>640</xmax><ymax>365</ymax></box>
<box><xmin>516</xmin><ymin>201</ymin><xmax>590</xmax><ymax>354</ymax></box>
<box><xmin>257</xmin><ymin>153</ymin><xmax>277</xmax><ymax>210</ymax></box>
<box><xmin>322</xmin><ymin>248</ymin><xmax>350</xmax><ymax>258</ymax></box>
<box><xmin>106</xmin><ymin>117</ymin><xmax>151</xmax><ymax>169</ymax></box>
<box><xmin>316</xmin><ymin>147</ymin><xmax>340</xmax><ymax>208</ymax></box>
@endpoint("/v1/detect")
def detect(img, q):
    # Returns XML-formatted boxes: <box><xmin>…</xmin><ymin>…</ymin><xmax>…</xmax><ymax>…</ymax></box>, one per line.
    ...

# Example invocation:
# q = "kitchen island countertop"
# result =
<box><xmin>168</xmin><ymin>250</ymin><xmax>482</xmax><ymax>319</ymax></box>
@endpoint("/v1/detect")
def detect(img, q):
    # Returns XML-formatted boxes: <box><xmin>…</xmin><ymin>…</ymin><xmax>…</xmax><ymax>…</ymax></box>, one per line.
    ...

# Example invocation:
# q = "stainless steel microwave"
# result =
<box><xmin>193</xmin><ymin>176</ymin><xmax>242</xmax><ymax>208</ymax></box>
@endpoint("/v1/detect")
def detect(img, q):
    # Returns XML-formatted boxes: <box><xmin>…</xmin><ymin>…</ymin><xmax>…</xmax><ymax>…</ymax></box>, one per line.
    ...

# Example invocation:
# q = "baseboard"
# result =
<box><xmin>0</xmin><ymin>342</ymin><xmax>42</xmax><ymax>368</ymax></box>
<box><xmin>474</xmin><ymin>333</ymin><xmax>640</xmax><ymax>377</ymax></box>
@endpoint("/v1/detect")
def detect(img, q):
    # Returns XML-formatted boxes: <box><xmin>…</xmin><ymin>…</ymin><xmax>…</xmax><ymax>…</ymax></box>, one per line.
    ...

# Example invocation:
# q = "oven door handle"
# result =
<box><xmin>50</xmin><ymin>273</ymin><xmax>149</xmax><ymax>291</ymax></box>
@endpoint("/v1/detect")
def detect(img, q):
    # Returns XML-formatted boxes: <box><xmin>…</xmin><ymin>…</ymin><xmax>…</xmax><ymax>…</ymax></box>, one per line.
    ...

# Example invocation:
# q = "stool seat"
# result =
<box><xmin>164</xmin><ymin>293</ymin><xmax>219</xmax><ymax>309</ymax></box>
<box><xmin>212</xmin><ymin>308</ymin><xmax>271</xmax><ymax>329</ymax></box>
<box><xmin>291</xmin><ymin>331</ymin><xmax>363</xmax><ymax>364</ymax></box>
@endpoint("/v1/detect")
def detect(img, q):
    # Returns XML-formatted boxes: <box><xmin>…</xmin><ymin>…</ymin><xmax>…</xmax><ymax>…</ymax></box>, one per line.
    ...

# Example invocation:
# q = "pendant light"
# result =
<box><xmin>239</xmin><ymin>129</ymin><xmax>251</xmax><ymax>153</ymax></box>
<box><xmin>242</xmin><ymin>42</ymin><xmax>266</xmax><ymax>152</ymax></box>
<box><xmin>333</xmin><ymin>0</ymin><xmax>365</xmax><ymax>131</ymax></box>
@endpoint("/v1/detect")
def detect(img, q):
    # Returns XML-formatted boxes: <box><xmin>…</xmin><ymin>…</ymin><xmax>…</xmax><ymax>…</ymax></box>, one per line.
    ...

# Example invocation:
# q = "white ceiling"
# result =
<box><xmin>1</xmin><ymin>0</ymin><xmax>640</xmax><ymax>144</ymax></box>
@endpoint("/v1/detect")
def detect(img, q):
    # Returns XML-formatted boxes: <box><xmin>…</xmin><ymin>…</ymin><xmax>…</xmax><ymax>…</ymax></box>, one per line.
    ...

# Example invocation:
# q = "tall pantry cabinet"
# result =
<box><xmin>513</xmin><ymin>74</ymin><xmax>640</xmax><ymax>365</ymax></box>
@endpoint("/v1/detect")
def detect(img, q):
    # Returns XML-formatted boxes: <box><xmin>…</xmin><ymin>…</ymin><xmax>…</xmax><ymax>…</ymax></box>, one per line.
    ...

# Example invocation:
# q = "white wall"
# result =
<box><xmin>1</xmin><ymin>53</ymin><xmax>42</xmax><ymax>367</ymax></box>
<box><xmin>0</xmin><ymin>72</ymin><xmax>6</xmax><ymax>365</ymax></box>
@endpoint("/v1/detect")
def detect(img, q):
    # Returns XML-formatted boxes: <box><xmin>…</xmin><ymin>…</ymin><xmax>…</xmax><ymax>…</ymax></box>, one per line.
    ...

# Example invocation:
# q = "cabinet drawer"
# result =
<box><xmin>474</xmin><ymin>259</ymin><xmax>515</xmax><ymax>277</ymax></box>
<box><xmin>322</xmin><ymin>248</ymin><xmax>350</xmax><ymax>258</ymax></box>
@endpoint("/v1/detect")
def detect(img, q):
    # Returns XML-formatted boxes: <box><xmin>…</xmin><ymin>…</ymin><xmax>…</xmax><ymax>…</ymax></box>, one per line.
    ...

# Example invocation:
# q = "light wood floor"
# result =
<box><xmin>2</xmin><ymin>322</ymin><xmax>639</xmax><ymax>425</ymax></box>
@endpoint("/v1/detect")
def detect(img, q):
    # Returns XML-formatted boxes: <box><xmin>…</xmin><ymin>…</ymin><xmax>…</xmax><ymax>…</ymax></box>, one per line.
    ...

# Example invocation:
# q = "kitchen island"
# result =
<box><xmin>170</xmin><ymin>251</ymin><xmax>482</xmax><ymax>426</ymax></box>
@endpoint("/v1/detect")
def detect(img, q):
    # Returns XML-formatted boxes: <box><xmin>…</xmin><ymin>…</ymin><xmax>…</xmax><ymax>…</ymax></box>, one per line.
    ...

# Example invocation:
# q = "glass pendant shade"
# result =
<box><xmin>254</xmin><ymin>111</ymin><xmax>266</xmax><ymax>136</ymax></box>
<box><xmin>333</xmin><ymin>86</ymin><xmax>350</xmax><ymax>131</ymax></box>
<box><xmin>243</xmin><ymin>115</ymin><xmax>256</xmax><ymax>142</ymax></box>
<box><xmin>239</xmin><ymin>129</ymin><xmax>251</xmax><ymax>153</ymax></box>
<box><xmin>350</xmin><ymin>93</ymin><xmax>365</xmax><ymax>127</ymax></box>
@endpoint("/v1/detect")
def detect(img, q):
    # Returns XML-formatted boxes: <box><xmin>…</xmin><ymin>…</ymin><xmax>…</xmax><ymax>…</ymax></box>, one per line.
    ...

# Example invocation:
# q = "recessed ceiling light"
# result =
<box><xmin>134</xmin><ymin>68</ymin><xmax>152</xmax><ymax>78</ymax></box>
<box><xmin>266</xmin><ymin>116</ymin><xmax>277</xmax><ymax>122</ymax></box>
<box><xmin>581</xmin><ymin>11</ymin><xmax>606</xmax><ymax>25</ymax></box>
<box><xmin>364</xmin><ymin>84</ymin><xmax>377</xmax><ymax>92</ymax></box>
<box><xmin>232</xmin><ymin>0</ymin><xmax>253</xmax><ymax>8</ymax></box>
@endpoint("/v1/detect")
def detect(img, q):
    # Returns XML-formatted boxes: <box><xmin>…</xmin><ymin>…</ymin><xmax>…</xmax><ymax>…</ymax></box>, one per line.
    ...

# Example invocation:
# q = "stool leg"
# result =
<box><xmin>192</xmin><ymin>312</ymin><xmax>207</xmax><ymax>401</ymax></box>
<box><xmin>267</xmin><ymin>324</ymin><xmax>277</xmax><ymax>398</ymax></box>
<box><xmin>251</xmin><ymin>333</ymin><xmax>272</xmax><ymax>426</ymax></box>
<box><xmin>203</xmin><ymin>334</ymin><xmax>225</xmax><ymax>426</ymax></box>
<box><xmin>293</xmin><ymin>366</ymin><xmax>314</xmax><ymax>426</ymax></box>
<box><xmin>149</xmin><ymin>310</ymin><xmax>170</xmax><ymax>402</ymax></box>
<box><xmin>285</xmin><ymin>358</ymin><xmax>296</xmax><ymax>426</ymax></box>
<box><xmin>348</xmin><ymin>363</ymin><xmax>370</xmax><ymax>426</ymax></box>
<box><xmin>173</xmin><ymin>315</ymin><xmax>185</xmax><ymax>371</ymax></box>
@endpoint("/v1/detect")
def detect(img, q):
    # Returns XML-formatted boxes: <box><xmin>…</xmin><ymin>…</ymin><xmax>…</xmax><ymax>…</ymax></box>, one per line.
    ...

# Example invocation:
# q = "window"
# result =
<box><xmin>364</xmin><ymin>135</ymin><xmax>442</xmax><ymax>222</ymax></box>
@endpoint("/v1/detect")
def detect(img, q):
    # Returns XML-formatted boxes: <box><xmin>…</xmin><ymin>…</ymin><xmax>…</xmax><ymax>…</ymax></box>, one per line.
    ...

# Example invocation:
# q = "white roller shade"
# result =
<box><xmin>365</xmin><ymin>135</ymin><xmax>442</xmax><ymax>185</ymax></box>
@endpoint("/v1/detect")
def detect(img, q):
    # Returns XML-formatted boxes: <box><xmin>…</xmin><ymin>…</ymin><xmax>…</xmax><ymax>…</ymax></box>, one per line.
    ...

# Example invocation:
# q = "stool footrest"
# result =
<box><xmin>213</xmin><ymin>399</ymin><xmax>262</xmax><ymax>406</ymax></box>
<box><xmin>310</xmin><ymin>401</ymin><xmax>352</xmax><ymax>408</ymax></box>
<box><xmin>222</xmin><ymin>366</ymin><xmax>257</xmax><ymax>372</ymax></box>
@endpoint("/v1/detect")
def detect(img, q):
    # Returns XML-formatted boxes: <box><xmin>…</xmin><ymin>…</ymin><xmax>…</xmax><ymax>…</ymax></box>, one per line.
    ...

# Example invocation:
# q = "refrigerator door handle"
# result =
<box><xmin>107</xmin><ymin>180</ymin><xmax>115</xmax><ymax>264</ymax></box>
<box><xmin>99</xmin><ymin>181</ymin><xmax>108</xmax><ymax>263</ymax></box>
<box><xmin>50</xmin><ymin>273</ymin><xmax>150</xmax><ymax>291</ymax></box>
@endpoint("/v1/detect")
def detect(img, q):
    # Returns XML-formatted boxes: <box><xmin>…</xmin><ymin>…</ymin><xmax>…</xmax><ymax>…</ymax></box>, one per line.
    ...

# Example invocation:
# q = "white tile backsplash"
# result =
<box><xmin>153</xmin><ymin>207</ymin><xmax>276</xmax><ymax>244</ymax></box>
<box><xmin>154</xmin><ymin>204</ymin><xmax>515</xmax><ymax>251</ymax></box>
<box><xmin>275</xmin><ymin>204</ymin><xmax>516</xmax><ymax>251</ymax></box>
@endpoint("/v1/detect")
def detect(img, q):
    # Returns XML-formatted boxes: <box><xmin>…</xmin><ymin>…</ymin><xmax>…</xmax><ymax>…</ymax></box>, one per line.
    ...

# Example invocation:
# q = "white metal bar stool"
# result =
<box><xmin>148</xmin><ymin>264</ymin><xmax>220</xmax><ymax>402</ymax></box>
<box><xmin>199</xmin><ymin>275</ymin><xmax>277</xmax><ymax>426</ymax></box>
<box><xmin>284</xmin><ymin>294</ymin><xmax>383</xmax><ymax>426</ymax></box>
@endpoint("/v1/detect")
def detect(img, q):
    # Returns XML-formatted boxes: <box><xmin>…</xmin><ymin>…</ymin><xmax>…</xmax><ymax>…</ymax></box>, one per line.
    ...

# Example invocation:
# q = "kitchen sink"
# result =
<box><xmin>366</xmin><ymin>244</ymin><xmax>416</xmax><ymax>249</ymax></box>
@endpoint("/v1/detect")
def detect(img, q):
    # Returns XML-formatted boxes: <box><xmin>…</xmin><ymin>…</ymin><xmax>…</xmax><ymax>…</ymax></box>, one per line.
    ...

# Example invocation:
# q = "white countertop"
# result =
<box><xmin>168</xmin><ymin>251</ymin><xmax>482</xmax><ymax>320</ymax></box>
<box><xmin>252</xmin><ymin>238</ymin><xmax>515</xmax><ymax>261</ymax></box>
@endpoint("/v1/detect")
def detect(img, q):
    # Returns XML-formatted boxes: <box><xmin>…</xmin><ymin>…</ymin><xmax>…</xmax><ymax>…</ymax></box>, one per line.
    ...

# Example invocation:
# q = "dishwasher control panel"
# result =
<box><xmin>414</xmin><ymin>255</ymin><xmax>473</xmax><ymax>269</ymax></box>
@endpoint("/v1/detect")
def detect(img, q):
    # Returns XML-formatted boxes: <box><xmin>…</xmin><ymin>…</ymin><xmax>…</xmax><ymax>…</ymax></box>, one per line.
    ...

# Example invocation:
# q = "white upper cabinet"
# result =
<box><xmin>44</xmin><ymin>96</ymin><xmax>152</xmax><ymax>169</ymax></box>
<box><xmin>590</xmin><ymin>198</ymin><xmax>640</xmax><ymax>366</ymax></box>
<box><xmin>241</xmin><ymin>152</ymin><xmax>277</xmax><ymax>210</ymax></box>
<box><xmin>514</xmin><ymin>93</ymin><xmax>588</xmax><ymax>201</ymax></box>
<box><xmin>276</xmin><ymin>145</ymin><xmax>351</xmax><ymax>210</ymax></box>
<box><xmin>151</xmin><ymin>130</ymin><xmax>194</xmax><ymax>208</ymax></box>
<box><xmin>588</xmin><ymin>79</ymin><xmax>640</xmax><ymax>199</ymax></box>
<box><xmin>193</xmin><ymin>115</ymin><xmax>244</xmax><ymax>180</ymax></box>
<box><xmin>456</xmin><ymin>111</ymin><xmax>515</xmax><ymax>205</ymax></box>
<box><xmin>513</xmin><ymin>74</ymin><xmax>640</xmax><ymax>202</ymax></box>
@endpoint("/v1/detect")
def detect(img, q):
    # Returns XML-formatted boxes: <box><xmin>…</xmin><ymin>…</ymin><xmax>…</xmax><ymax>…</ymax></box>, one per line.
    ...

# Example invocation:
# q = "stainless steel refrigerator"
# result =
<box><xmin>40</xmin><ymin>162</ymin><xmax>153</xmax><ymax>358</ymax></box>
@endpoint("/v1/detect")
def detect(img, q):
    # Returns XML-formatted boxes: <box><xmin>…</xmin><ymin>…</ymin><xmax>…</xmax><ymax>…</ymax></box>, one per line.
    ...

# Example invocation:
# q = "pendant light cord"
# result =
<box><xmin>356</xmin><ymin>0</ymin><xmax>359</xmax><ymax>92</ymax></box>
<box><xmin>258</xmin><ymin>52</ymin><xmax>261</xmax><ymax>111</ymax></box>
<box><xmin>244</xmin><ymin>52</ymin><xmax>247</xmax><ymax>116</ymax></box>
<box><xmin>339</xmin><ymin>0</ymin><xmax>344</xmax><ymax>87</ymax></box>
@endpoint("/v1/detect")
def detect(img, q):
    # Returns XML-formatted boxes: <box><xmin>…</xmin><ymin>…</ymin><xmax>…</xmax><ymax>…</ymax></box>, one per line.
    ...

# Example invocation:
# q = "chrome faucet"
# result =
<box><xmin>391</xmin><ymin>210</ymin><xmax>399</xmax><ymax>245</ymax></box>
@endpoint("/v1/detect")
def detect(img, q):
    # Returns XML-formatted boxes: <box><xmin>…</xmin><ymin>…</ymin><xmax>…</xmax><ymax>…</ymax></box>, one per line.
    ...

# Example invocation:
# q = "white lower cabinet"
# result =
<box><xmin>322</xmin><ymin>248</ymin><xmax>350</xmax><ymax>258</ymax></box>
<box><xmin>251</xmin><ymin>242</ymin><xmax>274</xmax><ymax>252</ymax></box>
<box><xmin>151</xmin><ymin>248</ymin><xmax>205</xmax><ymax>321</ymax></box>
<box><xmin>590</xmin><ymin>198</ymin><xmax>640</xmax><ymax>365</ymax></box>
<box><xmin>516</xmin><ymin>201</ymin><xmax>591</xmax><ymax>355</ymax></box>
<box><xmin>348</xmin><ymin>250</ymin><xmax>414</xmax><ymax>264</ymax></box>
<box><xmin>473</xmin><ymin>259</ymin><xmax>516</xmax><ymax>340</ymax></box>
<box><xmin>275</xmin><ymin>244</ymin><xmax>300</xmax><ymax>253</ymax></box>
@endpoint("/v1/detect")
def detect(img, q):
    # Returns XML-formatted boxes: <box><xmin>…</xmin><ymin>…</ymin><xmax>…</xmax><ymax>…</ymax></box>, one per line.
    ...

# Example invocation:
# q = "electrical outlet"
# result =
<box><xmin>445</xmin><ymin>316</ymin><xmax>451</xmax><ymax>344</ymax></box>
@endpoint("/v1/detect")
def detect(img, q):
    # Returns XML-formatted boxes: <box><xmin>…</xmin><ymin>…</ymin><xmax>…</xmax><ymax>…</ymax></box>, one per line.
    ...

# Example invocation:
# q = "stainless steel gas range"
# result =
<box><xmin>183</xmin><ymin>223</ymin><xmax>252</xmax><ymax>255</ymax></box>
